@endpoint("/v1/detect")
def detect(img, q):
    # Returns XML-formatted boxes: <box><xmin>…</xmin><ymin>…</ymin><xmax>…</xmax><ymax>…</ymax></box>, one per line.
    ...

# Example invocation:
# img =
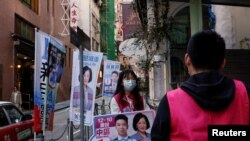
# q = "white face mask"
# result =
<box><xmin>123</xmin><ymin>80</ymin><xmax>136</xmax><ymax>91</ymax></box>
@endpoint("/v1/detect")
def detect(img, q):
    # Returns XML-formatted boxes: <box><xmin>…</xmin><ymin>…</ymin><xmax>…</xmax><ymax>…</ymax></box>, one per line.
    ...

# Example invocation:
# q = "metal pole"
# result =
<box><xmin>68</xmin><ymin>118</ymin><xmax>73</xmax><ymax>141</ymax></box>
<box><xmin>79</xmin><ymin>45</ymin><xmax>85</xmax><ymax>141</ymax></box>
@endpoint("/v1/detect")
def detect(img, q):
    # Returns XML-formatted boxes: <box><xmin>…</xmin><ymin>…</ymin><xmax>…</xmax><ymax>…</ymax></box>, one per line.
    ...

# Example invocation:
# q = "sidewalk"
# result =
<box><xmin>22</xmin><ymin>97</ymin><xmax>110</xmax><ymax>115</ymax></box>
<box><xmin>23</xmin><ymin>100</ymin><xmax>70</xmax><ymax>115</ymax></box>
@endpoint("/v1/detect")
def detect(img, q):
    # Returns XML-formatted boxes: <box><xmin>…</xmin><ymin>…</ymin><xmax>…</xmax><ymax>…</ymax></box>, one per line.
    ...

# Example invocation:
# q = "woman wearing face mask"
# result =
<box><xmin>110</xmin><ymin>69</ymin><xmax>150</xmax><ymax>114</ymax></box>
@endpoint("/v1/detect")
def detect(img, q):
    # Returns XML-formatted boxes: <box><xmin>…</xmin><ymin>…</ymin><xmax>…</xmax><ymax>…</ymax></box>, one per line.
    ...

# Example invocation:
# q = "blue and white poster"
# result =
<box><xmin>45</xmin><ymin>37</ymin><xmax>66</xmax><ymax>131</ymax></box>
<box><xmin>69</xmin><ymin>50</ymin><xmax>103</xmax><ymax>126</ymax></box>
<box><xmin>34</xmin><ymin>30</ymin><xmax>50</xmax><ymax>132</ymax></box>
<box><xmin>102</xmin><ymin>60</ymin><xmax>120</xmax><ymax>97</ymax></box>
<box><xmin>34</xmin><ymin>30</ymin><xmax>66</xmax><ymax>132</ymax></box>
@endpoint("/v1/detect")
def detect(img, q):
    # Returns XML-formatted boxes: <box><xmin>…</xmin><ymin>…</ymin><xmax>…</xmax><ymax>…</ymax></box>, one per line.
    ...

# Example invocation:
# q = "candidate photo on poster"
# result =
<box><xmin>111</xmin><ymin>71</ymin><xmax>119</xmax><ymax>94</ymax></box>
<box><xmin>89</xmin><ymin>110</ymin><xmax>155</xmax><ymax>141</ymax></box>
<box><xmin>73</xmin><ymin>66</ymin><xmax>94</xmax><ymax>112</ymax></box>
<box><xmin>131</xmin><ymin>112</ymin><xmax>151</xmax><ymax>141</ymax></box>
<box><xmin>69</xmin><ymin>51</ymin><xmax>103</xmax><ymax>126</ymax></box>
<box><xmin>112</xmin><ymin>114</ymin><xmax>136</xmax><ymax>141</ymax></box>
<box><xmin>102</xmin><ymin>60</ymin><xmax>121</xmax><ymax>97</ymax></box>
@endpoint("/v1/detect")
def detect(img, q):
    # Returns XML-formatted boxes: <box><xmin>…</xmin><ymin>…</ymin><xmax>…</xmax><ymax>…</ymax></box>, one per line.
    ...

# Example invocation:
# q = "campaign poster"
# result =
<box><xmin>34</xmin><ymin>30</ymin><xmax>66</xmax><ymax>132</ymax></box>
<box><xmin>34</xmin><ymin>30</ymin><xmax>50</xmax><ymax>132</ymax></box>
<box><xmin>45</xmin><ymin>37</ymin><xmax>66</xmax><ymax>131</ymax></box>
<box><xmin>89</xmin><ymin>110</ymin><xmax>155</xmax><ymax>141</ymax></box>
<box><xmin>69</xmin><ymin>50</ymin><xmax>103</xmax><ymax>126</ymax></box>
<box><xmin>102</xmin><ymin>60</ymin><xmax>120</xmax><ymax>97</ymax></box>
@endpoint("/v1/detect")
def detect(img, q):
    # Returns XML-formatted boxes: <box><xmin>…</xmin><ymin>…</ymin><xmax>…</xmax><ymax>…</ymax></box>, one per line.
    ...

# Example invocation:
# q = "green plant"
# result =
<box><xmin>240</xmin><ymin>37</ymin><xmax>250</xmax><ymax>49</ymax></box>
<box><xmin>131</xmin><ymin>0</ymin><xmax>173</xmax><ymax>108</ymax></box>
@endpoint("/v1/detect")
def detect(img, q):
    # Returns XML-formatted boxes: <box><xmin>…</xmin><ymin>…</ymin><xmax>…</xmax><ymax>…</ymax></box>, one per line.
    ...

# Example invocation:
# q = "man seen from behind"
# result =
<box><xmin>151</xmin><ymin>30</ymin><xmax>250</xmax><ymax>141</ymax></box>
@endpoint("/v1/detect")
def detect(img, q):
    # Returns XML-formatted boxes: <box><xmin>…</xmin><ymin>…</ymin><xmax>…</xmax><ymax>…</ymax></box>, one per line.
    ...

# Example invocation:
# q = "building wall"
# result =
<box><xmin>0</xmin><ymin>0</ymin><xmax>74</xmax><ymax>102</ymax></box>
<box><xmin>0</xmin><ymin>1</ymin><xmax>16</xmax><ymax>100</ymax></box>
<box><xmin>52</xmin><ymin>0</ymin><xmax>74</xmax><ymax>102</ymax></box>
<box><xmin>79</xmin><ymin>0</ymin><xmax>90</xmax><ymax>36</ymax></box>
<box><xmin>91</xmin><ymin>0</ymin><xmax>101</xmax><ymax>51</ymax></box>
<box><xmin>213</xmin><ymin>5</ymin><xmax>250</xmax><ymax>49</ymax></box>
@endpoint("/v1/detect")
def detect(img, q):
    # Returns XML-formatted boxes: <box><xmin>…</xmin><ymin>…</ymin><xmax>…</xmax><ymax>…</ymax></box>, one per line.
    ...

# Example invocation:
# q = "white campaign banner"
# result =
<box><xmin>69</xmin><ymin>50</ymin><xmax>103</xmax><ymax>126</ymax></box>
<box><xmin>34</xmin><ymin>30</ymin><xmax>50</xmax><ymax>132</ymax></box>
<box><xmin>102</xmin><ymin>60</ymin><xmax>120</xmax><ymax>97</ymax></box>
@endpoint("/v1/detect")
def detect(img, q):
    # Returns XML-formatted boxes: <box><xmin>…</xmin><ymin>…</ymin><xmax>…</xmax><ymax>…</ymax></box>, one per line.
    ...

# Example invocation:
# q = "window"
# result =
<box><xmin>169</xmin><ymin>5</ymin><xmax>210</xmax><ymax>84</ymax></box>
<box><xmin>92</xmin><ymin>38</ymin><xmax>99</xmax><ymax>51</ymax></box>
<box><xmin>92</xmin><ymin>14</ymin><xmax>100</xmax><ymax>35</ymax></box>
<box><xmin>20</xmin><ymin>0</ymin><xmax>39</xmax><ymax>13</ymax></box>
<box><xmin>3</xmin><ymin>105</ymin><xmax>22</xmax><ymax>124</ymax></box>
<box><xmin>22</xmin><ymin>0</ymin><xmax>31</xmax><ymax>6</ymax></box>
<box><xmin>47</xmin><ymin>0</ymin><xmax>49</xmax><ymax>12</ymax></box>
<box><xmin>15</xmin><ymin>15</ymin><xmax>36</xmax><ymax>42</ymax></box>
<box><xmin>96</xmin><ymin>42</ymin><xmax>99</xmax><ymax>51</ymax></box>
<box><xmin>0</xmin><ymin>108</ymin><xmax>9</xmax><ymax>127</ymax></box>
<box><xmin>92</xmin><ymin>38</ymin><xmax>96</xmax><ymax>51</ymax></box>
<box><xmin>52</xmin><ymin>0</ymin><xmax>55</xmax><ymax>16</ymax></box>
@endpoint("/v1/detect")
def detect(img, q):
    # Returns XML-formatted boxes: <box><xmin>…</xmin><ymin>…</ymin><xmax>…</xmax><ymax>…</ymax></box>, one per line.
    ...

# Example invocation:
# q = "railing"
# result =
<box><xmin>94</xmin><ymin>99</ymin><xmax>111</xmax><ymax>115</ymax></box>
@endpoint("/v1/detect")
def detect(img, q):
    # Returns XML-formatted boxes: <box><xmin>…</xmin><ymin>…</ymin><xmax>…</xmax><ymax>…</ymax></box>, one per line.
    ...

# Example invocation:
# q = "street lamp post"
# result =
<box><xmin>79</xmin><ymin>44</ymin><xmax>85</xmax><ymax>141</ymax></box>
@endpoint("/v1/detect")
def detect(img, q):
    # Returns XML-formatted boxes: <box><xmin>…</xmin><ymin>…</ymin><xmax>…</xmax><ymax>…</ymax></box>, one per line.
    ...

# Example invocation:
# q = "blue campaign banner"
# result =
<box><xmin>69</xmin><ymin>50</ymin><xmax>103</xmax><ymax>126</ymax></box>
<box><xmin>34</xmin><ymin>30</ymin><xmax>50</xmax><ymax>132</ymax></box>
<box><xmin>45</xmin><ymin>37</ymin><xmax>66</xmax><ymax>131</ymax></box>
<box><xmin>102</xmin><ymin>60</ymin><xmax>121</xmax><ymax>97</ymax></box>
<box><xmin>34</xmin><ymin>30</ymin><xmax>66</xmax><ymax>132</ymax></box>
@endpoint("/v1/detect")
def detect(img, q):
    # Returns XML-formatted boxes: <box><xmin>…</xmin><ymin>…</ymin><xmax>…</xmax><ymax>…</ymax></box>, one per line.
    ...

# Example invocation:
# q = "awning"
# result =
<box><xmin>11</xmin><ymin>33</ymin><xmax>34</xmax><ymax>58</ymax></box>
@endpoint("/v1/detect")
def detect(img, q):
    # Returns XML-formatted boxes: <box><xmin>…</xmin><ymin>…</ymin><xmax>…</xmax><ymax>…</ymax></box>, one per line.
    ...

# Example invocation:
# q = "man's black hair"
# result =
<box><xmin>112</xmin><ymin>70</ymin><xmax>119</xmax><ymax>76</ymax></box>
<box><xmin>115</xmin><ymin>114</ymin><xmax>128</xmax><ymax>123</ymax></box>
<box><xmin>187</xmin><ymin>30</ymin><xmax>225</xmax><ymax>70</ymax></box>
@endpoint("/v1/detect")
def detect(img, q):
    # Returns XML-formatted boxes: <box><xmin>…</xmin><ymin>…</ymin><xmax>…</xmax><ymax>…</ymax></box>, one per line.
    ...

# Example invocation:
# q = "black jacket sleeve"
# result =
<box><xmin>151</xmin><ymin>96</ymin><xmax>171</xmax><ymax>141</ymax></box>
<box><xmin>243</xmin><ymin>81</ymin><xmax>250</xmax><ymax>100</ymax></box>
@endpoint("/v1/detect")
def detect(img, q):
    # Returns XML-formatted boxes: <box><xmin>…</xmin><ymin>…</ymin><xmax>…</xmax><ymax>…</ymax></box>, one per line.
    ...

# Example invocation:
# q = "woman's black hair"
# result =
<box><xmin>113</xmin><ymin>69</ymin><xmax>143</xmax><ymax>110</ymax></box>
<box><xmin>82</xmin><ymin>66</ymin><xmax>92</xmax><ymax>82</ymax></box>
<box><xmin>132</xmin><ymin>112</ymin><xmax>150</xmax><ymax>131</ymax></box>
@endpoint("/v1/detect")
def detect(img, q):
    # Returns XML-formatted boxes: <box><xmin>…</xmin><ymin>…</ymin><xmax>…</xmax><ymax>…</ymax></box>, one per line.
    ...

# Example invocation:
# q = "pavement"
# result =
<box><xmin>23</xmin><ymin>96</ymin><xmax>157</xmax><ymax>115</ymax></box>
<box><xmin>22</xmin><ymin>96</ymin><xmax>111</xmax><ymax>115</ymax></box>
<box><xmin>23</xmin><ymin>100</ymin><xmax>70</xmax><ymax>115</ymax></box>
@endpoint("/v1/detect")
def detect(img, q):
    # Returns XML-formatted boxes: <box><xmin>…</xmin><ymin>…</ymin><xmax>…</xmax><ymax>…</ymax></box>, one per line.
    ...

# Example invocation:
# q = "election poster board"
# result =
<box><xmin>45</xmin><ymin>37</ymin><xmax>66</xmax><ymax>131</ymax></box>
<box><xmin>69</xmin><ymin>50</ymin><xmax>103</xmax><ymax>126</ymax></box>
<box><xmin>102</xmin><ymin>60</ymin><xmax>120</xmax><ymax>97</ymax></box>
<box><xmin>34</xmin><ymin>30</ymin><xmax>50</xmax><ymax>132</ymax></box>
<box><xmin>89</xmin><ymin>110</ymin><xmax>155</xmax><ymax>141</ymax></box>
<box><xmin>34</xmin><ymin>30</ymin><xmax>66</xmax><ymax>132</ymax></box>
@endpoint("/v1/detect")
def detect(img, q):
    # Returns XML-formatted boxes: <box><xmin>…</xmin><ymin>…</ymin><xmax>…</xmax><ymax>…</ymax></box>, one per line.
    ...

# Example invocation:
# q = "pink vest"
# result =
<box><xmin>167</xmin><ymin>80</ymin><xmax>249</xmax><ymax>141</ymax></box>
